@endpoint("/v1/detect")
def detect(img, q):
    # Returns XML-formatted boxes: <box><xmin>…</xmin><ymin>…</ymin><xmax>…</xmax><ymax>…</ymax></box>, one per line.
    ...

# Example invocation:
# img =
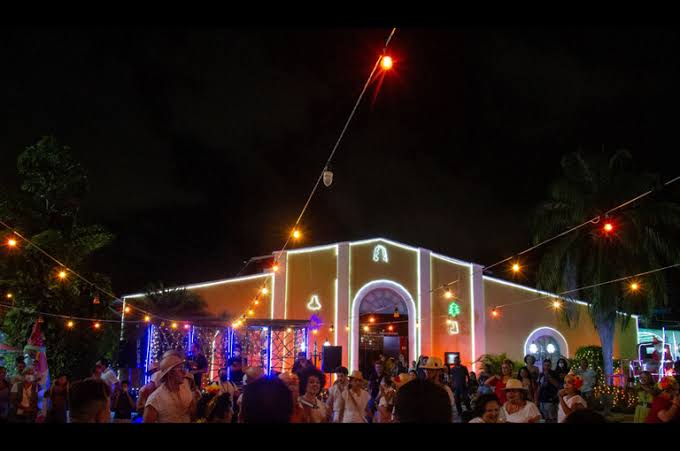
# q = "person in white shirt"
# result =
<box><xmin>468</xmin><ymin>393</ymin><xmax>506</xmax><ymax>423</ymax></box>
<box><xmin>144</xmin><ymin>354</ymin><xmax>196</xmax><ymax>423</ymax></box>
<box><xmin>557</xmin><ymin>373</ymin><xmax>587</xmax><ymax>423</ymax></box>
<box><xmin>298</xmin><ymin>367</ymin><xmax>327</xmax><ymax>423</ymax></box>
<box><xmin>501</xmin><ymin>378</ymin><xmax>541</xmax><ymax>423</ymax></box>
<box><xmin>339</xmin><ymin>370</ymin><xmax>371</xmax><ymax>423</ymax></box>
<box><xmin>575</xmin><ymin>359</ymin><xmax>596</xmax><ymax>407</ymax></box>
<box><xmin>96</xmin><ymin>359</ymin><xmax>120</xmax><ymax>395</ymax></box>
<box><xmin>326</xmin><ymin>366</ymin><xmax>349</xmax><ymax>422</ymax></box>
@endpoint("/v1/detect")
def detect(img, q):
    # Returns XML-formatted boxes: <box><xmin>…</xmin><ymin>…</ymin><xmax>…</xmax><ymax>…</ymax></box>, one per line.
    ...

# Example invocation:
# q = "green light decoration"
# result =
<box><xmin>448</xmin><ymin>302</ymin><xmax>461</xmax><ymax>318</ymax></box>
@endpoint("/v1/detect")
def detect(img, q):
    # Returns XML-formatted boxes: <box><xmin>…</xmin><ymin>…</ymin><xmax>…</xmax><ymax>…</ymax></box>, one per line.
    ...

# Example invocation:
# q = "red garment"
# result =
<box><xmin>489</xmin><ymin>378</ymin><xmax>507</xmax><ymax>405</ymax></box>
<box><xmin>645</xmin><ymin>395</ymin><xmax>678</xmax><ymax>423</ymax></box>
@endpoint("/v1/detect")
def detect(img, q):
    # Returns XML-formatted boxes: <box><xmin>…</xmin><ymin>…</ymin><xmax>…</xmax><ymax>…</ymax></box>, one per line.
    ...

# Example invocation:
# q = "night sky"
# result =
<box><xmin>1</xmin><ymin>28</ymin><xmax>679</xmax><ymax>300</ymax></box>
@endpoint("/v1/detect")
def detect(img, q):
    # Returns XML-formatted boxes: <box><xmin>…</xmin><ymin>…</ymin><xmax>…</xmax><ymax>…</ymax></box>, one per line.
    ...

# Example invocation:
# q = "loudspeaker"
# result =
<box><xmin>321</xmin><ymin>346</ymin><xmax>342</xmax><ymax>373</ymax></box>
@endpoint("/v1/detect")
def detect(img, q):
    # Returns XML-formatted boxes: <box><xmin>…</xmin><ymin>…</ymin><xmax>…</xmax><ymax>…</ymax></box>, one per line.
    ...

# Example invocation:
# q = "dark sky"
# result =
<box><xmin>1</xmin><ymin>28</ymin><xmax>679</xmax><ymax>297</ymax></box>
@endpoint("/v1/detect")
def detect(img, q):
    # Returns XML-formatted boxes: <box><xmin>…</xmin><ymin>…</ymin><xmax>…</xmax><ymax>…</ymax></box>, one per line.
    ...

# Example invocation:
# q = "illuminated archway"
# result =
<box><xmin>350</xmin><ymin>280</ymin><xmax>417</xmax><ymax>372</ymax></box>
<box><xmin>523</xmin><ymin>326</ymin><xmax>570</xmax><ymax>359</ymax></box>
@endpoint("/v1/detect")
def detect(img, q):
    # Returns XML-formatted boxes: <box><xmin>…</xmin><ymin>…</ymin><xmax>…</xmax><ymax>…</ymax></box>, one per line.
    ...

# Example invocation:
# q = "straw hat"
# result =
<box><xmin>146</xmin><ymin>361</ymin><xmax>160</xmax><ymax>375</ymax></box>
<box><xmin>394</xmin><ymin>373</ymin><xmax>413</xmax><ymax>389</ymax></box>
<box><xmin>157</xmin><ymin>354</ymin><xmax>185</xmax><ymax>382</ymax></box>
<box><xmin>420</xmin><ymin>356</ymin><xmax>445</xmax><ymax>370</ymax></box>
<box><xmin>502</xmin><ymin>378</ymin><xmax>527</xmax><ymax>391</ymax></box>
<box><xmin>349</xmin><ymin>370</ymin><xmax>365</xmax><ymax>382</ymax></box>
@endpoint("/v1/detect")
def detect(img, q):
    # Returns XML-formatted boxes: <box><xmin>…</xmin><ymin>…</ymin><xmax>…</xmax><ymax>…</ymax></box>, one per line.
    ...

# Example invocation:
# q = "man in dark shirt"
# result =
<box><xmin>449</xmin><ymin>355</ymin><xmax>471</xmax><ymax>416</ymax></box>
<box><xmin>536</xmin><ymin>359</ymin><xmax>560</xmax><ymax>423</ymax></box>
<box><xmin>228</xmin><ymin>358</ymin><xmax>245</xmax><ymax>385</ymax></box>
<box><xmin>367</xmin><ymin>360</ymin><xmax>385</xmax><ymax>422</ymax></box>
<box><xmin>189</xmin><ymin>343</ymin><xmax>208</xmax><ymax>389</ymax></box>
<box><xmin>291</xmin><ymin>352</ymin><xmax>312</xmax><ymax>376</ymax></box>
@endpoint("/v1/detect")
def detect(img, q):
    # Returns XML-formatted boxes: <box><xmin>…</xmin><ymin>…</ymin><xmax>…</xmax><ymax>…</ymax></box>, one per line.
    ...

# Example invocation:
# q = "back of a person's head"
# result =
<box><xmin>394</xmin><ymin>379</ymin><xmax>451</xmax><ymax>423</ymax></box>
<box><xmin>564</xmin><ymin>409</ymin><xmax>607</xmax><ymax>424</ymax></box>
<box><xmin>69</xmin><ymin>379</ymin><xmax>109</xmax><ymax>423</ymax></box>
<box><xmin>241</xmin><ymin>377</ymin><xmax>293</xmax><ymax>424</ymax></box>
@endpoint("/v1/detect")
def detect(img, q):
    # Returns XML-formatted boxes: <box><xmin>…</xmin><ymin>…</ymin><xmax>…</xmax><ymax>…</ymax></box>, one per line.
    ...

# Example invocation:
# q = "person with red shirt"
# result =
<box><xmin>645</xmin><ymin>376</ymin><xmax>680</xmax><ymax>423</ymax></box>
<box><xmin>485</xmin><ymin>359</ymin><xmax>514</xmax><ymax>405</ymax></box>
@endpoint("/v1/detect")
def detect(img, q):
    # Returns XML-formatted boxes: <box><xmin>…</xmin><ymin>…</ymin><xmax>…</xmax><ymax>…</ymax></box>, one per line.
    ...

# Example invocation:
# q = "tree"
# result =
<box><xmin>532</xmin><ymin>149</ymin><xmax>680</xmax><ymax>380</ymax></box>
<box><xmin>133</xmin><ymin>282</ymin><xmax>208</xmax><ymax>319</ymax></box>
<box><xmin>0</xmin><ymin>136</ymin><xmax>117</xmax><ymax>379</ymax></box>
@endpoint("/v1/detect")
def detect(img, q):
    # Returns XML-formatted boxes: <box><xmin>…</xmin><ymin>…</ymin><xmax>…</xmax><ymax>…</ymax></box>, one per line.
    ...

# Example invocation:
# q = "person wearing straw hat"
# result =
<box><xmin>136</xmin><ymin>362</ymin><xmax>160</xmax><ymax>418</ymax></box>
<box><xmin>143</xmin><ymin>354</ymin><xmax>196</xmax><ymax>423</ymax></box>
<box><xmin>420</xmin><ymin>356</ymin><xmax>455</xmax><ymax>421</ymax></box>
<box><xmin>339</xmin><ymin>370</ymin><xmax>372</xmax><ymax>423</ymax></box>
<box><xmin>501</xmin><ymin>378</ymin><xmax>541</xmax><ymax>423</ymax></box>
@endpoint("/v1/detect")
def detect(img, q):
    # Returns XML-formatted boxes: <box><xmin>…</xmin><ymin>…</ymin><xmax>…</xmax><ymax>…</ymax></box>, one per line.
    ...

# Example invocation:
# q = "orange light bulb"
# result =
<box><xmin>7</xmin><ymin>238</ymin><xmax>17</xmax><ymax>247</ymax></box>
<box><xmin>381</xmin><ymin>55</ymin><xmax>393</xmax><ymax>70</ymax></box>
<box><xmin>604</xmin><ymin>223</ymin><xmax>614</xmax><ymax>233</ymax></box>
<box><xmin>144</xmin><ymin>315</ymin><xmax>151</xmax><ymax>322</ymax></box>
<box><xmin>67</xmin><ymin>320</ymin><xmax>74</xmax><ymax>328</ymax></box>
<box><xmin>94</xmin><ymin>322</ymin><xmax>101</xmax><ymax>329</ymax></box>
<box><xmin>58</xmin><ymin>270</ymin><xmax>67</xmax><ymax>280</ymax></box>
<box><xmin>292</xmin><ymin>229</ymin><xmax>301</xmax><ymax>240</ymax></box>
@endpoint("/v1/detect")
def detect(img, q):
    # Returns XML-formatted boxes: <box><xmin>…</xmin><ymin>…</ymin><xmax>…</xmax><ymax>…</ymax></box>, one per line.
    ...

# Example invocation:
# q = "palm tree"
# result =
<box><xmin>134</xmin><ymin>282</ymin><xmax>208</xmax><ymax>319</ymax></box>
<box><xmin>532</xmin><ymin>149</ymin><xmax>680</xmax><ymax>379</ymax></box>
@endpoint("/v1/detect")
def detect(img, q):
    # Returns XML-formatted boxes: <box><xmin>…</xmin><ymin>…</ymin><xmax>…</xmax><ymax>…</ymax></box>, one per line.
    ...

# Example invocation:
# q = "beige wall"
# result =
<box><xmin>430</xmin><ymin>256</ymin><xmax>474</xmax><ymax>367</ymax></box>
<box><xmin>483</xmin><ymin>277</ymin><xmax>638</xmax><ymax>361</ymax></box>
<box><xmin>190</xmin><ymin>274</ymin><xmax>274</xmax><ymax>320</ymax></box>
<box><xmin>349</xmin><ymin>242</ymin><xmax>418</xmax><ymax>303</ymax></box>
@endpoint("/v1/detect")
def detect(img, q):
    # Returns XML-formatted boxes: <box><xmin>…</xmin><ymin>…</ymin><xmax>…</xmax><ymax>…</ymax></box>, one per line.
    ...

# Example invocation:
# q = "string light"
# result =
<box><xmin>144</xmin><ymin>315</ymin><xmax>150</xmax><ymax>322</ymax></box>
<box><xmin>491</xmin><ymin>308</ymin><xmax>499</xmax><ymax>318</ymax></box>
<box><xmin>183</xmin><ymin>324</ymin><xmax>190</xmax><ymax>330</ymax></box>
<box><xmin>629</xmin><ymin>281</ymin><xmax>640</xmax><ymax>292</ymax></box>
<box><xmin>444</xmin><ymin>289</ymin><xmax>453</xmax><ymax>299</ymax></box>
<box><xmin>329</xmin><ymin>325</ymin><xmax>334</xmax><ymax>333</ymax></box>
<box><xmin>248</xmin><ymin>310</ymin><xmax>254</xmax><ymax>316</ymax></box>
<box><xmin>58</xmin><ymin>270</ymin><xmax>67</xmax><ymax>280</ymax></box>
<box><xmin>260</xmin><ymin>287</ymin><xmax>269</xmax><ymax>295</ymax></box>
<box><xmin>312</xmin><ymin>329</ymin><xmax>318</xmax><ymax>335</ymax></box>
<box><xmin>603</xmin><ymin>222</ymin><xmax>614</xmax><ymax>233</ymax></box>
<box><xmin>552</xmin><ymin>300</ymin><xmax>561</xmax><ymax>309</ymax></box>
<box><xmin>67</xmin><ymin>320</ymin><xmax>74</xmax><ymax>328</ymax></box>
<box><xmin>381</xmin><ymin>55</ymin><xmax>393</xmax><ymax>70</ymax></box>
<box><xmin>369</xmin><ymin>316</ymin><xmax>375</xmax><ymax>323</ymax></box>
<box><xmin>171</xmin><ymin>322</ymin><xmax>178</xmax><ymax>329</ymax></box>
<box><xmin>124</xmin><ymin>306</ymin><xmax>131</xmax><ymax>314</ymax></box>
<box><xmin>5</xmin><ymin>293</ymin><xmax>12</xmax><ymax>299</ymax></box>
<box><xmin>7</xmin><ymin>238</ymin><xmax>17</xmax><ymax>248</ymax></box>
<box><xmin>254</xmin><ymin>299</ymin><xmax>259</xmax><ymax>305</ymax></box>
<box><xmin>388</xmin><ymin>325</ymin><xmax>394</xmax><ymax>331</ymax></box>
<box><xmin>291</xmin><ymin>229</ymin><xmax>302</xmax><ymax>240</ymax></box>
<box><xmin>345</xmin><ymin>326</ymin><xmax>350</xmax><ymax>331</ymax></box>
<box><xmin>94</xmin><ymin>322</ymin><xmax>101</xmax><ymax>329</ymax></box>
<box><xmin>286</xmin><ymin>328</ymin><xmax>292</xmax><ymax>333</ymax></box>
<box><xmin>512</xmin><ymin>263</ymin><xmax>521</xmax><ymax>273</ymax></box>
<box><xmin>363</xmin><ymin>325</ymin><xmax>369</xmax><ymax>332</ymax></box>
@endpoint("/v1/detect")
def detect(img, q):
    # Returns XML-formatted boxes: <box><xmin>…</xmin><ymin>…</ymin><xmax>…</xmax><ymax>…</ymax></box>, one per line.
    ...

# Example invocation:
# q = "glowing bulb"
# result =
<box><xmin>512</xmin><ymin>263</ymin><xmax>520</xmax><ymax>273</ymax></box>
<box><xmin>124</xmin><ymin>306</ymin><xmax>131</xmax><ymax>314</ymax></box>
<box><xmin>416</xmin><ymin>322</ymin><xmax>419</xmax><ymax>328</ymax></box>
<box><xmin>58</xmin><ymin>270</ymin><xmax>67</xmax><ymax>280</ymax></box>
<box><xmin>381</xmin><ymin>55</ymin><xmax>393</xmax><ymax>70</ymax></box>
<box><xmin>552</xmin><ymin>301</ymin><xmax>561</xmax><ymax>309</ymax></box>
<box><xmin>345</xmin><ymin>326</ymin><xmax>350</xmax><ymax>331</ymax></box>
<box><xmin>261</xmin><ymin>287</ymin><xmax>269</xmax><ymax>295</ymax></box>
<box><xmin>529</xmin><ymin>343</ymin><xmax>538</xmax><ymax>354</ymax></box>
<box><xmin>144</xmin><ymin>315</ymin><xmax>150</xmax><ymax>322</ymax></box>
<box><xmin>7</xmin><ymin>238</ymin><xmax>17</xmax><ymax>247</ymax></box>
<box><xmin>292</xmin><ymin>229</ymin><xmax>301</xmax><ymax>240</ymax></box>
<box><xmin>6</xmin><ymin>293</ymin><xmax>12</xmax><ymax>299</ymax></box>
<box><xmin>547</xmin><ymin>344</ymin><xmax>556</xmax><ymax>354</ymax></box>
<box><xmin>444</xmin><ymin>289</ymin><xmax>453</xmax><ymax>299</ymax></box>
<box><xmin>329</xmin><ymin>325</ymin><xmax>334</xmax><ymax>332</ymax></box>
<box><xmin>272</xmin><ymin>264</ymin><xmax>279</xmax><ymax>272</ymax></box>
<box><xmin>94</xmin><ymin>322</ymin><xmax>101</xmax><ymax>329</ymax></box>
<box><xmin>446</xmin><ymin>319</ymin><xmax>452</xmax><ymax>325</ymax></box>
<box><xmin>312</xmin><ymin>329</ymin><xmax>318</xmax><ymax>335</ymax></box>
<box><xmin>369</xmin><ymin>316</ymin><xmax>375</xmax><ymax>323</ymax></box>
<box><xmin>388</xmin><ymin>325</ymin><xmax>394</xmax><ymax>331</ymax></box>
<box><xmin>248</xmin><ymin>310</ymin><xmax>254</xmax><ymax>316</ymax></box>
<box><xmin>286</xmin><ymin>328</ymin><xmax>292</xmax><ymax>333</ymax></box>
<box><xmin>363</xmin><ymin>325</ymin><xmax>369</xmax><ymax>332</ymax></box>
<box><xmin>492</xmin><ymin>309</ymin><xmax>499</xmax><ymax>317</ymax></box>
<box><xmin>183</xmin><ymin>324</ymin><xmax>190</xmax><ymax>330</ymax></box>
<box><xmin>171</xmin><ymin>322</ymin><xmax>178</xmax><ymax>329</ymax></box>
<box><xmin>603</xmin><ymin>223</ymin><xmax>614</xmax><ymax>233</ymax></box>
<box><xmin>67</xmin><ymin>320</ymin><xmax>74</xmax><ymax>328</ymax></box>
<box><xmin>630</xmin><ymin>282</ymin><xmax>639</xmax><ymax>291</ymax></box>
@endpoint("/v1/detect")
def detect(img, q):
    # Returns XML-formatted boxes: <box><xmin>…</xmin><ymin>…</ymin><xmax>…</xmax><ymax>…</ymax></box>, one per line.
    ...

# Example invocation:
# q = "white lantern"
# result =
<box><xmin>323</xmin><ymin>169</ymin><xmax>333</xmax><ymax>187</ymax></box>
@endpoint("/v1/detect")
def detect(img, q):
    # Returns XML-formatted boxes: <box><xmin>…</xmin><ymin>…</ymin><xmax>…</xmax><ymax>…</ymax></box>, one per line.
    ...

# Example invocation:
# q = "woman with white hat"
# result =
<box><xmin>339</xmin><ymin>370</ymin><xmax>372</xmax><ymax>423</ymax></box>
<box><xmin>501</xmin><ymin>378</ymin><xmax>541</xmax><ymax>423</ymax></box>
<box><xmin>143</xmin><ymin>354</ymin><xmax>196</xmax><ymax>423</ymax></box>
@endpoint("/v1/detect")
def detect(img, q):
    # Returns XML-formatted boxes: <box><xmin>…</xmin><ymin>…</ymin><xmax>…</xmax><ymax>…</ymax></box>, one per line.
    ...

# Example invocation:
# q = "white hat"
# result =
<box><xmin>157</xmin><ymin>354</ymin><xmax>185</xmax><ymax>382</ymax></box>
<box><xmin>420</xmin><ymin>357</ymin><xmax>445</xmax><ymax>370</ymax></box>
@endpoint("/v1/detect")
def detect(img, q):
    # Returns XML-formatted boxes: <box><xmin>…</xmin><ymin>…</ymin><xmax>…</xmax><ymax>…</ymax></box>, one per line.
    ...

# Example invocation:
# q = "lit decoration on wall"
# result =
<box><xmin>448</xmin><ymin>302</ymin><xmax>461</xmax><ymax>318</ymax></box>
<box><xmin>529</xmin><ymin>343</ymin><xmax>538</xmax><ymax>354</ymax></box>
<box><xmin>448</xmin><ymin>319</ymin><xmax>459</xmax><ymax>335</ymax></box>
<box><xmin>307</xmin><ymin>295</ymin><xmax>322</xmax><ymax>311</ymax></box>
<box><xmin>547</xmin><ymin>343</ymin><xmax>556</xmax><ymax>354</ymax></box>
<box><xmin>372</xmin><ymin>245</ymin><xmax>389</xmax><ymax>263</ymax></box>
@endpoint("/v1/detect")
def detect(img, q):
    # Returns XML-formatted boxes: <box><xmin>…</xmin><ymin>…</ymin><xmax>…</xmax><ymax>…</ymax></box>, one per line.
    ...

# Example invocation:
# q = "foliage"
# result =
<box><xmin>133</xmin><ymin>282</ymin><xmax>208</xmax><ymax>319</ymax></box>
<box><xmin>0</xmin><ymin>136</ymin><xmax>117</xmax><ymax>380</ymax></box>
<box><xmin>475</xmin><ymin>353</ymin><xmax>525</xmax><ymax>376</ymax></box>
<box><xmin>532</xmin><ymin>149</ymin><xmax>680</xmax><ymax>378</ymax></box>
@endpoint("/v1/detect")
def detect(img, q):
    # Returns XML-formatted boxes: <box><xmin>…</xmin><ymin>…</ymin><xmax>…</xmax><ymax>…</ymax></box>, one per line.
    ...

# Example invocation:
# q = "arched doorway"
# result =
<box><xmin>523</xmin><ymin>327</ymin><xmax>569</xmax><ymax>368</ymax></box>
<box><xmin>351</xmin><ymin>280</ymin><xmax>417</xmax><ymax>375</ymax></box>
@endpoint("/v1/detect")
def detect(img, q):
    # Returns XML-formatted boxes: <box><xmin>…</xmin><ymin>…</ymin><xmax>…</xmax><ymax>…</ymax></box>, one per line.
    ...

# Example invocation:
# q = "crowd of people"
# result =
<box><xmin>1</xmin><ymin>350</ymin><xmax>679</xmax><ymax>424</ymax></box>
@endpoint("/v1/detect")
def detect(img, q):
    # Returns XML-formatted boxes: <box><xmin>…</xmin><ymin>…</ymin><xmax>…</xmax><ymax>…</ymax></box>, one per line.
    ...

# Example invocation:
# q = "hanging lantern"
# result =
<box><xmin>93</xmin><ymin>295</ymin><xmax>100</xmax><ymax>305</ymax></box>
<box><xmin>323</xmin><ymin>168</ymin><xmax>333</xmax><ymax>187</ymax></box>
<box><xmin>393</xmin><ymin>306</ymin><xmax>400</xmax><ymax>319</ymax></box>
